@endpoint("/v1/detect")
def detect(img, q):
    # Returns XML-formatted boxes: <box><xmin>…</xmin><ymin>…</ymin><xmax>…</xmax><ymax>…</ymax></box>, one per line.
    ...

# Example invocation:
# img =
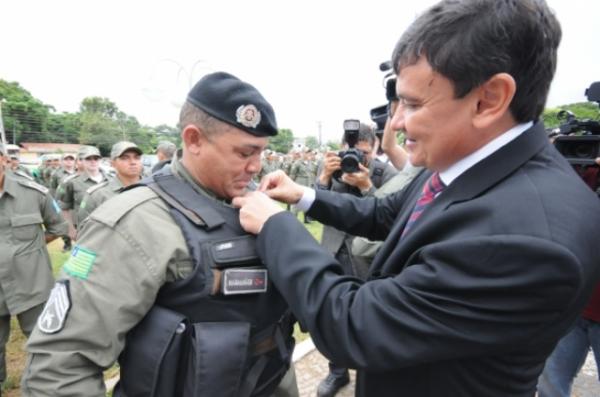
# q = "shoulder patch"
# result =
<box><xmin>86</xmin><ymin>181</ymin><xmax>109</xmax><ymax>194</ymax></box>
<box><xmin>91</xmin><ymin>186</ymin><xmax>159</xmax><ymax>227</ymax></box>
<box><xmin>38</xmin><ymin>280</ymin><xmax>71</xmax><ymax>334</ymax></box>
<box><xmin>18</xmin><ymin>179</ymin><xmax>49</xmax><ymax>194</ymax></box>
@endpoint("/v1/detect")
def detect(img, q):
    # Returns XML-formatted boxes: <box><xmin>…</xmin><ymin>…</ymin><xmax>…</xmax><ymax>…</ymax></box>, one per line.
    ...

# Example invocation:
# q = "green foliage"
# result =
<box><xmin>0</xmin><ymin>79</ymin><xmax>180</xmax><ymax>152</ymax></box>
<box><xmin>541</xmin><ymin>102</ymin><xmax>600</xmax><ymax>128</ymax></box>
<box><xmin>304</xmin><ymin>135</ymin><xmax>319</xmax><ymax>150</ymax></box>
<box><xmin>269</xmin><ymin>128</ymin><xmax>294</xmax><ymax>153</ymax></box>
<box><xmin>325</xmin><ymin>140</ymin><xmax>341</xmax><ymax>151</ymax></box>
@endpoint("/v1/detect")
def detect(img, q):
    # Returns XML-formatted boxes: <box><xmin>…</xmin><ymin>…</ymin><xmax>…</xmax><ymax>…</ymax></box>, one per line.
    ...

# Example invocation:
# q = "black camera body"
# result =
<box><xmin>336</xmin><ymin>119</ymin><xmax>364</xmax><ymax>174</ymax></box>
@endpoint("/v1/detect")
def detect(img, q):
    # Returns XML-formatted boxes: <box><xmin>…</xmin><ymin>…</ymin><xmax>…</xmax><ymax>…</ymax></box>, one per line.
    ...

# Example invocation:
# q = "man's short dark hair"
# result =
<box><xmin>392</xmin><ymin>0</ymin><xmax>561</xmax><ymax>122</ymax></box>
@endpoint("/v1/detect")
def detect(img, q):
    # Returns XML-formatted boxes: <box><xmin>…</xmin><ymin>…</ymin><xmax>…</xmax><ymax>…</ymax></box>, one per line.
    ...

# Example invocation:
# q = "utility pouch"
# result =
<box><xmin>182</xmin><ymin>322</ymin><xmax>251</xmax><ymax>397</ymax></box>
<box><xmin>209</xmin><ymin>235</ymin><xmax>260</xmax><ymax>269</ymax></box>
<box><xmin>117</xmin><ymin>305</ymin><xmax>189</xmax><ymax>397</ymax></box>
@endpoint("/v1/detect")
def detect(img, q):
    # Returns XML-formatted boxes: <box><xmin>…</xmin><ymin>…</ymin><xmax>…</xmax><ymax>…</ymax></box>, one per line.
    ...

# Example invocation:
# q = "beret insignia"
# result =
<box><xmin>236</xmin><ymin>104</ymin><xmax>262</xmax><ymax>129</ymax></box>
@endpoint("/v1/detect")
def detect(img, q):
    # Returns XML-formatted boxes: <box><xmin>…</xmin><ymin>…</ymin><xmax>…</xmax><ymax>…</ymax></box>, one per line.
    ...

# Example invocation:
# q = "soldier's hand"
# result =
<box><xmin>341</xmin><ymin>163</ymin><xmax>372</xmax><ymax>191</ymax></box>
<box><xmin>233</xmin><ymin>191</ymin><xmax>284</xmax><ymax>234</ymax></box>
<box><xmin>258</xmin><ymin>170</ymin><xmax>305</xmax><ymax>204</ymax></box>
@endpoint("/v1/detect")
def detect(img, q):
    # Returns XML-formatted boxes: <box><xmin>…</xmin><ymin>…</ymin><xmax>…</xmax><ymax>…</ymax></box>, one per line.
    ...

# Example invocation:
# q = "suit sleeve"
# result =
<box><xmin>257</xmin><ymin>211</ymin><xmax>583</xmax><ymax>371</ymax></box>
<box><xmin>308</xmin><ymin>188</ymin><xmax>405</xmax><ymax>242</ymax></box>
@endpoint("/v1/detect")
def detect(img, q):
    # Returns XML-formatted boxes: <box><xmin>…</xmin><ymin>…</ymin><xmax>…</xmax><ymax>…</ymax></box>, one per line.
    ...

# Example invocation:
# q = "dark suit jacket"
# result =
<box><xmin>257</xmin><ymin>123</ymin><xmax>600</xmax><ymax>396</ymax></box>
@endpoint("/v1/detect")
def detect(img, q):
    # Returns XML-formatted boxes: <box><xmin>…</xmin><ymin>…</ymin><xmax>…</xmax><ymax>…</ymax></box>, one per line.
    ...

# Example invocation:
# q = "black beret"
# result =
<box><xmin>187</xmin><ymin>72</ymin><xmax>278</xmax><ymax>137</ymax></box>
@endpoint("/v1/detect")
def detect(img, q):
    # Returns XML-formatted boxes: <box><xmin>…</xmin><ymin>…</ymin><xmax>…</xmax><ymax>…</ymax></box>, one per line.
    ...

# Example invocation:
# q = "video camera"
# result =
<box><xmin>553</xmin><ymin>82</ymin><xmax>600</xmax><ymax>191</ymax></box>
<box><xmin>370</xmin><ymin>61</ymin><xmax>399</xmax><ymax>155</ymax></box>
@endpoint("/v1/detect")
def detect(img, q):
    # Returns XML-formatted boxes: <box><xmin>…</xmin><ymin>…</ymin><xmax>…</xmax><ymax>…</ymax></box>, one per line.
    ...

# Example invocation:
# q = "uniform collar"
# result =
<box><xmin>2</xmin><ymin>174</ymin><xmax>21</xmax><ymax>198</ymax></box>
<box><xmin>171</xmin><ymin>156</ymin><xmax>233</xmax><ymax>206</ymax></box>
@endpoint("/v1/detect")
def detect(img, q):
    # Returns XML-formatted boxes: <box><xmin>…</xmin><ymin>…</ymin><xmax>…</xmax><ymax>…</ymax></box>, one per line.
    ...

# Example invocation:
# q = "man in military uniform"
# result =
<box><xmin>23</xmin><ymin>72</ymin><xmax>298</xmax><ymax>397</ymax></box>
<box><xmin>55</xmin><ymin>146</ymin><xmax>110</xmax><ymax>240</ymax></box>
<box><xmin>289</xmin><ymin>149</ymin><xmax>318</xmax><ymax>223</ymax></box>
<box><xmin>78</xmin><ymin>141</ymin><xmax>143</xmax><ymax>222</ymax></box>
<box><xmin>49</xmin><ymin>153</ymin><xmax>77</xmax><ymax>197</ymax></box>
<box><xmin>0</xmin><ymin>144</ymin><xmax>68</xmax><ymax>394</ymax></box>
<box><xmin>41</xmin><ymin>155</ymin><xmax>60</xmax><ymax>187</ymax></box>
<box><xmin>151</xmin><ymin>140</ymin><xmax>177</xmax><ymax>173</ymax></box>
<box><xmin>8</xmin><ymin>155</ymin><xmax>33</xmax><ymax>178</ymax></box>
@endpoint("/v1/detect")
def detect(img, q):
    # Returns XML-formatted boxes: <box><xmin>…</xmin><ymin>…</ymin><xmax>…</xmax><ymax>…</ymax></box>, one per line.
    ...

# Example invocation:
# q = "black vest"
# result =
<box><xmin>116</xmin><ymin>169</ymin><xmax>294</xmax><ymax>397</ymax></box>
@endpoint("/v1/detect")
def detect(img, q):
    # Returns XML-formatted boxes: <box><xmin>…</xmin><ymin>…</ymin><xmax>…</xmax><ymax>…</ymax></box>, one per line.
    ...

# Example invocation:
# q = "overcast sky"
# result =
<box><xmin>2</xmin><ymin>0</ymin><xmax>599</xmax><ymax>144</ymax></box>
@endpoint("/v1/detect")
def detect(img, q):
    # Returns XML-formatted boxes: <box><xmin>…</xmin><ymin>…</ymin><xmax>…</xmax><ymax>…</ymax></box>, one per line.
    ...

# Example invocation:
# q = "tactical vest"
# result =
<box><xmin>115</xmin><ymin>169</ymin><xmax>294</xmax><ymax>397</ymax></box>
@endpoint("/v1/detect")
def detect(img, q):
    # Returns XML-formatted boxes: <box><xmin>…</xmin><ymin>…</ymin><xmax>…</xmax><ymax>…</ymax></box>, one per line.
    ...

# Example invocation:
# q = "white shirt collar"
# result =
<box><xmin>439</xmin><ymin>121</ymin><xmax>533</xmax><ymax>186</ymax></box>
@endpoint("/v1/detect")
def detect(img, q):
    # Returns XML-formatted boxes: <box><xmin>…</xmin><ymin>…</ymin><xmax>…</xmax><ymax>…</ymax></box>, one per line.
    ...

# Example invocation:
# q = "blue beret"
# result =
<box><xmin>186</xmin><ymin>72</ymin><xmax>278</xmax><ymax>137</ymax></box>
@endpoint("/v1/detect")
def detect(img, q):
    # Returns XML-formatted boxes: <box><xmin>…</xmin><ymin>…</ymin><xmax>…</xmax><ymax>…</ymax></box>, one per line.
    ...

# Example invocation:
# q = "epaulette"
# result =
<box><xmin>62</xmin><ymin>173</ymin><xmax>79</xmax><ymax>184</ymax></box>
<box><xmin>91</xmin><ymin>186</ymin><xmax>158</xmax><ymax>228</ymax></box>
<box><xmin>86</xmin><ymin>180</ymin><xmax>109</xmax><ymax>195</ymax></box>
<box><xmin>13</xmin><ymin>169</ymin><xmax>34</xmax><ymax>181</ymax></box>
<box><xmin>17</xmin><ymin>179</ymin><xmax>49</xmax><ymax>195</ymax></box>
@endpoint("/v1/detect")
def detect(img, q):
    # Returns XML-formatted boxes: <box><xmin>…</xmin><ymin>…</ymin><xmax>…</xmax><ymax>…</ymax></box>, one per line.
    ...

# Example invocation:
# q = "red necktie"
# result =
<box><xmin>401</xmin><ymin>172</ymin><xmax>445</xmax><ymax>239</ymax></box>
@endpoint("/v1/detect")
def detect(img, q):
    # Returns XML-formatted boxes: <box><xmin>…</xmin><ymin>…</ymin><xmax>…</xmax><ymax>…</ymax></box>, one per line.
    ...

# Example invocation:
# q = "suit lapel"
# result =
<box><xmin>369</xmin><ymin>122</ymin><xmax>549</xmax><ymax>277</ymax></box>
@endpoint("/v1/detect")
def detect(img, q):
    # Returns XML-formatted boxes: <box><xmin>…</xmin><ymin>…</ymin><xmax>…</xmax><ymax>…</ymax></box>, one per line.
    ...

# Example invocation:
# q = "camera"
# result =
<box><xmin>336</xmin><ymin>119</ymin><xmax>364</xmax><ymax>174</ymax></box>
<box><xmin>370</xmin><ymin>61</ymin><xmax>398</xmax><ymax>131</ymax></box>
<box><xmin>553</xmin><ymin>82</ymin><xmax>600</xmax><ymax>191</ymax></box>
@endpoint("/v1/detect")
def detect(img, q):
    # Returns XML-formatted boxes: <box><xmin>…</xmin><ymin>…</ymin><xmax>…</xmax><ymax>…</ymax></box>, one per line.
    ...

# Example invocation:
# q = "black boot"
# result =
<box><xmin>316</xmin><ymin>370</ymin><xmax>350</xmax><ymax>397</ymax></box>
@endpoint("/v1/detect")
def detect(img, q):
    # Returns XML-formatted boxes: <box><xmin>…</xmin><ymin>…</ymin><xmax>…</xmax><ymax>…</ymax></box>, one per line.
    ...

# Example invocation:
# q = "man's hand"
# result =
<box><xmin>318</xmin><ymin>151</ymin><xmax>342</xmax><ymax>185</ymax></box>
<box><xmin>232</xmin><ymin>191</ymin><xmax>284</xmax><ymax>234</ymax></box>
<box><xmin>341</xmin><ymin>163</ymin><xmax>372</xmax><ymax>191</ymax></box>
<box><xmin>258</xmin><ymin>170</ymin><xmax>305</xmax><ymax>204</ymax></box>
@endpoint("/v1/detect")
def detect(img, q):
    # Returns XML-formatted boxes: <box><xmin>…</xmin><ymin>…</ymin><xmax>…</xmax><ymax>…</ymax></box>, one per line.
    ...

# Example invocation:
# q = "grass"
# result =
<box><xmin>4</xmin><ymin>212</ymin><xmax>321</xmax><ymax>395</ymax></box>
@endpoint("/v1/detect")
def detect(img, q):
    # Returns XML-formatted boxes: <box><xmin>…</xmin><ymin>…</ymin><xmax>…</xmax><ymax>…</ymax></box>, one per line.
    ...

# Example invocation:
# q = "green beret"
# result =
<box><xmin>187</xmin><ymin>72</ymin><xmax>278</xmax><ymax>137</ymax></box>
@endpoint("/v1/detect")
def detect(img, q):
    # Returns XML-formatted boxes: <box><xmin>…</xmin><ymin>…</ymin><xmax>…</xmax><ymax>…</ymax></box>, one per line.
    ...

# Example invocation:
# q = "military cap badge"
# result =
<box><xmin>236</xmin><ymin>104</ymin><xmax>261</xmax><ymax>128</ymax></box>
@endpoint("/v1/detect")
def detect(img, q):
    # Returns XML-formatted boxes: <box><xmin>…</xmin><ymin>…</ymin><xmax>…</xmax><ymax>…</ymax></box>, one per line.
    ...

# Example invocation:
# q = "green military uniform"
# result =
<box><xmin>22</xmin><ymin>158</ymin><xmax>296</xmax><ymax>397</ymax></box>
<box><xmin>0</xmin><ymin>174</ymin><xmax>68</xmax><ymax>384</ymax></box>
<box><xmin>77</xmin><ymin>177</ymin><xmax>124</xmax><ymax>224</ymax></box>
<box><xmin>56</xmin><ymin>171</ymin><xmax>110</xmax><ymax>227</ymax></box>
<box><xmin>49</xmin><ymin>167</ymin><xmax>76</xmax><ymax>197</ymax></box>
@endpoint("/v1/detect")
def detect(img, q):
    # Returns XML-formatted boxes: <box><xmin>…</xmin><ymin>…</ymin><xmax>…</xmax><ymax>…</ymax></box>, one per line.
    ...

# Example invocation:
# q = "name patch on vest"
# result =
<box><xmin>222</xmin><ymin>268</ymin><xmax>268</xmax><ymax>295</ymax></box>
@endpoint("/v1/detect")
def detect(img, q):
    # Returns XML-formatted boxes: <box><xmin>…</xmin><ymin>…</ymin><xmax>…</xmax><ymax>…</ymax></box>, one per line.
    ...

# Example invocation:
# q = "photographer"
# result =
<box><xmin>315</xmin><ymin>122</ymin><xmax>396</xmax><ymax>397</ymax></box>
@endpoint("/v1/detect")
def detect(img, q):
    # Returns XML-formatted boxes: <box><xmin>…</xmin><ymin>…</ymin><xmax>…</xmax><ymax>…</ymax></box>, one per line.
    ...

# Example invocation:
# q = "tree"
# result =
<box><xmin>269</xmin><ymin>128</ymin><xmax>294</xmax><ymax>153</ymax></box>
<box><xmin>304</xmin><ymin>135</ymin><xmax>319</xmax><ymax>150</ymax></box>
<box><xmin>0</xmin><ymin>80</ymin><xmax>52</xmax><ymax>144</ymax></box>
<box><xmin>542</xmin><ymin>102</ymin><xmax>600</xmax><ymax>129</ymax></box>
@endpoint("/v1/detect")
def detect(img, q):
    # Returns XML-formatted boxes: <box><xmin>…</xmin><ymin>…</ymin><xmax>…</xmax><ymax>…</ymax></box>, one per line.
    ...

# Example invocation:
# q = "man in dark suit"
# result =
<box><xmin>233</xmin><ymin>0</ymin><xmax>600</xmax><ymax>396</ymax></box>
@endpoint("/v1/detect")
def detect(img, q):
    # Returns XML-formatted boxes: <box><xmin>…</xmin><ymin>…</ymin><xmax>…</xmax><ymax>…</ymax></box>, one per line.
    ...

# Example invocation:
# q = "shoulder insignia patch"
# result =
<box><xmin>38</xmin><ymin>280</ymin><xmax>71</xmax><ymax>334</ymax></box>
<box><xmin>63</xmin><ymin>245</ymin><xmax>97</xmax><ymax>280</ymax></box>
<box><xmin>18</xmin><ymin>179</ymin><xmax>49</xmax><ymax>194</ymax></box>
<box><xmin>86</xmin><ymin>181</ymin><xmax>109</xmax><ymax>194</ymax></box>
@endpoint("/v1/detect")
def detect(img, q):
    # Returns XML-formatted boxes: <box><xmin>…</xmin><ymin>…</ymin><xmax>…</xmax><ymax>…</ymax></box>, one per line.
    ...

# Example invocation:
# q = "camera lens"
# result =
<box><xmin>340</xmin><ymin>151</ymin><xmax>362</xmax><ymax>173</ymax></box>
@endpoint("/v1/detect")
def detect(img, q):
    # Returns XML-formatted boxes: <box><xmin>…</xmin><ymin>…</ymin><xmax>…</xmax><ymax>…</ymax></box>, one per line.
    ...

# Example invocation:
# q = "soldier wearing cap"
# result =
<box><xmin>55</xmin><ymin>146</ymin><xmax>111</xmax><ymax>239</ymax></box>
<box><xmin>49</xmin><ymin>153</ymin><xmax>77</xmax><ymax>197</ymax></box>
<box><xmin>23</xmin><ymin>72</ymin><xmax>298</xmax><ymax>397</ymax></box>
<box><xmin>78</xmin><ymin>141</ymin><xmax>143</xmax><ymax>223</ymax></box>
<box><xmin>7</xmin><ymin>154</ymin><xmax>33</xmax><ymax>179</ymax></box>
<box><xmin>0</xmin><ymin>144</ymin><xmax>68</xmax><ymax>393</ymax></box>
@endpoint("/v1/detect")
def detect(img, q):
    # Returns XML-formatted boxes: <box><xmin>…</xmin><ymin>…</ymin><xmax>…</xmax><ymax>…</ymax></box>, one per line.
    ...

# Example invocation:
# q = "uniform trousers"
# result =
<box><xmin>0</xmin><ymin>303</ymin><xmax>45</xmax><ymax>383</ymax></box>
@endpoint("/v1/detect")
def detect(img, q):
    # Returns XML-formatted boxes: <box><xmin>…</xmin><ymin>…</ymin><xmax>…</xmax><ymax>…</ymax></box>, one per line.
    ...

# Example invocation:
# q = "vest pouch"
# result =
<box><xmin>183</xmin><ymin>322</ymin><xmax>251</xmax><ymax>397</ymax></box>
<box><xmin>117</xmin><ymin>305</ymin><xmax>189</xmax><ymax>397</ymax></box>
<box><xmin>209</xmin><ymin>235</ymin><xmax>260</xmax><ymax>269</ymax></box>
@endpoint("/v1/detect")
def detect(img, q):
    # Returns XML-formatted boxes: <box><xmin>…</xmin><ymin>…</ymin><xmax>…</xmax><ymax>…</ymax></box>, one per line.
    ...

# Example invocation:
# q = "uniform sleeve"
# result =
<box><xmin>41</xmin><ymin>192</ymin><xmax>68</xmax><ymax>237</ymax></box>
<box><xmin>56</xmin><ymin>179</ymin><xmax>73</xmax><ymax>210</ymax></box>
<box><xmin>77</xmin><ymin>192</ymin><xmax>95</xmax><ymax>226</ymax></box>
<box><xmin>22</xmin><ymin>219</ymin><xmax>166</xmax><ymax>397</ymax></box>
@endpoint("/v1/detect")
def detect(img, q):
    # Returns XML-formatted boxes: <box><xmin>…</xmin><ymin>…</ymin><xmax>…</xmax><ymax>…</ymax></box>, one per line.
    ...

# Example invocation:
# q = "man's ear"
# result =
<box><xmin>181</xmin><ymin>124</ymin><xmax>205</xmax><ymax>155</ymax></box>
<box><xmin>473</xmin><ymin>73</ymin><xmax>516</xmax><ymax>129</ymax></box>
